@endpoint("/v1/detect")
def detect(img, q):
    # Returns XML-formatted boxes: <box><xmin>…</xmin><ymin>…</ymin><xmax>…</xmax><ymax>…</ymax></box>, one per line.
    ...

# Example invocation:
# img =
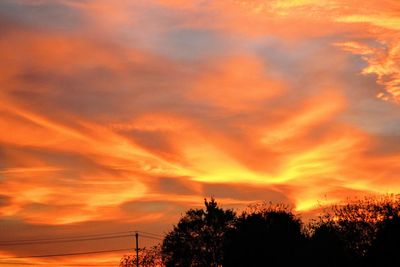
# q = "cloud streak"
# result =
<box><xmin>0</xmin><ymin>0</ymin><xmax>400</xmax><ymax>265</ymax></box>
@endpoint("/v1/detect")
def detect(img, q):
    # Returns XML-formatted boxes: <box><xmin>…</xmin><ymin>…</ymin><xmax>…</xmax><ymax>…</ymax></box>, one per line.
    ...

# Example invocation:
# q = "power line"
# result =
<box><xmin>0</xmin><ymin>230</ymin><xmax>163</xmax><ymax>246</ymax></box>
<box><xmin>0</xmin><ymin>234</ymin><xmax>133</xmax><ymax>246</ymax></box>
<box><xmin>0</xmin><ymin>247</ymin><xmax>135</xmax><ymax>260</ymax></box>
<box><xmin>0</xmin><ymin>230</ymin><xmax>135</xmax><ymax>244</ymax></box>
<box><xmin>0</xmin><ymin>231</ymin><xmax>163</xmax><ymax>263</ymax></box>
<box><xmin>137</xmin><ymin>231</ymin><xmax>163</xmax><ymax>238</ymax></box>
<box><xmin>0</xmin><ymin>261</ymin><xmax>117</xmax><ymax>266</ymax></box>
<box><xmin>140</xmin><ymin>234</ymin><xmax>163</xmax><ymax>241</ymax></box>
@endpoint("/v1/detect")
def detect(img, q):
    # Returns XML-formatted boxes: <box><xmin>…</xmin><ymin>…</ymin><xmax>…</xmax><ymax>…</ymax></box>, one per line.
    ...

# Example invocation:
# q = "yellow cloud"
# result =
<box><xmin>337</xmin><ymin>14</ymin><xmax>400</xmax><ymax>30</ymax></box>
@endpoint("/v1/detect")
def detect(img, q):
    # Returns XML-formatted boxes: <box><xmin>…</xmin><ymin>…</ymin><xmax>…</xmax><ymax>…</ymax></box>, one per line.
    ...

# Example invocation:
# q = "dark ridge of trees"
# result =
<box><xmin>161</xmin><ymin>198</ymin><xmax>236</xmax><ymax>267</ymax></box>
<box><xmin>122</xmin><ymin>195</ymin><xmax>400</xmax><ymax>267</ymax></box>
<box><xmin>307</xmin><ymin>195</ymin><xmax>400</xmax><ymax>267</ymax></box>
<box><xmin>366</xmin><ymin>216</ymin><xmax>400</xmax><ymax>267</ymax></box>
<box><xmin>307</xmin><ymin>222</ymin><xmax>351</xmax><ymax>267</ymax></box>
<box><xmin>120</xmin><ymin>246</ymin><xmax>162</xmax><ymax>267</ymax></box>
<box><xmin>223</xmin><ymin>204</ymin><xmax>306</xmax><ymax>267</ymax></box>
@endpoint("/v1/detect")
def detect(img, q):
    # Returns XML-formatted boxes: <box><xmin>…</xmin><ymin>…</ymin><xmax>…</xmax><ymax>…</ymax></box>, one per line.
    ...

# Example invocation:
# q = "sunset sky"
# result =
<box><xmin>1</xmin><ymin>0</ymin><xmax>400</xmax><ymax>266</ymax></box>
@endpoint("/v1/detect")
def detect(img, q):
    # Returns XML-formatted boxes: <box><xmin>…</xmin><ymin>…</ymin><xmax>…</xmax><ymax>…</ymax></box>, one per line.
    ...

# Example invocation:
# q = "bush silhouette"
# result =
<box><xmin>366</xmin><ymin>216</ymin><xmax>400</xmax><ymax>266</ymax></box>
<box><xmin>308</xmin><ymin>195</ymin><xmax>400</xmax><ymax>267</ymax></box>
<box><xmin>307</xmin><ymin>223</ymin><xmax>351</xmax><ymax>267</ymax></box>
<box><xmin>120</xmin><ymin>245</ymin><xmax>162</xmax><ymax>267</ymax></box>
<box><xmin>161</xmin><ymin>198</ymin><xmax>235</xmax><ymax>267</ymax></box>
<box><xmin>223</xmin><ymin>204</ymin><xmax>305</xmax><ymax>267</ymax></box>
<box><xmin>153</xmin><ymin>195</ymin><xmax>400</xmax><ymax>267</ymax></box>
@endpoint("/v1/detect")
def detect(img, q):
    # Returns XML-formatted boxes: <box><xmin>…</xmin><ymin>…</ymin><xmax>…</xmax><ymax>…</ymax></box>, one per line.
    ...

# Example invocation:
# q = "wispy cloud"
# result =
<box><xmin>1</xmin><ymin>0</ymin><xmax>400</xmax><ymax>265</ymax></box>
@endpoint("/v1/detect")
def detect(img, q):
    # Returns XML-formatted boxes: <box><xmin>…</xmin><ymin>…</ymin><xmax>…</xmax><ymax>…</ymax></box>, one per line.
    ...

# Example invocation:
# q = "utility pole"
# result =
<box><xmin>135</xmin><ymin>231</ymin><xmax>139</xmax><ymax>267</ymax></box>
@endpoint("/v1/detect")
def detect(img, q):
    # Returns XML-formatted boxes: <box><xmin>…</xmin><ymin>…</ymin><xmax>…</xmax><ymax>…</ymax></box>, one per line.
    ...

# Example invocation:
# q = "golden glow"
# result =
<box><xmin>0</xmin><ymin>0</ymin><xmax>400</xmax><ymax>266</ymax></box>
<box><xmin>336</xmin><ymin>15</ymin><xmax>400</xmax><ymax>31</ymax></box>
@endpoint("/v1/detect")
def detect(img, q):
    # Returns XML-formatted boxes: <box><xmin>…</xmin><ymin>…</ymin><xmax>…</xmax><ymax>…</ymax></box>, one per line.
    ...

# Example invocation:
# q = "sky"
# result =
<box><xmin>0</xmin><ymin>0</ymin><xmax>400</xmax><ymax>266</ymax></box>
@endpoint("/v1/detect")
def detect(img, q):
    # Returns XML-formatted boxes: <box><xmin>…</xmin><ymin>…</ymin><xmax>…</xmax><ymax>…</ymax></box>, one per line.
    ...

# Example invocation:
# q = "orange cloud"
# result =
<box><xmin>189</xmin><ymin>56</ymin><xmax>284</xmax><ymax>111</ymax></box>
<box><xmin>1</xmin><ymin>0</ymin><xmax>400</xmax><ymax>265</ymax></box>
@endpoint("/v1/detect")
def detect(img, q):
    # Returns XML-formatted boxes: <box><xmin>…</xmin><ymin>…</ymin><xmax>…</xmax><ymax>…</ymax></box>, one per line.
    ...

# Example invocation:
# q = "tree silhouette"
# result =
<box><xmin>223</xmin><ymin>203</ymin><xmax>305</xmax><ymax>267</ymax></box>
<box><xmin>366</xmin><ymin>203</ymin><xmax>400</xmax><ymax>267</ymax></box>
<box><xmin>121</xmin><ymin>195</ymin><xmax>400</xmax><ymax>267</ymax></box>
<box><xmin>120</xmin><ymin>245</ymin><xmax>163</xmax><ymax>267</ymax></box>
<box><xmin>309</xmin><ymin>195</ymin><xmax>400</xmax><ymax>267</ymax></box>
<box><xmin>161</xmin><ymin>198</ymin><xmax>235</xmax><ymax>267</ymax></box>
<box><xmin>307</xmin><ymin>222</ymin><xmax>351</xmax><ymax>267</ymax></box>
<box><xmin>365</xmin><ymin>217</ymin><xmax>400</xmax><ymax>266</ymax></box>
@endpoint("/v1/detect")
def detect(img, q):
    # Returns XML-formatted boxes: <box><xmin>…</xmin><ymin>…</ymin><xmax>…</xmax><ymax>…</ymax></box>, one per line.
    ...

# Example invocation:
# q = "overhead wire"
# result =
<box><xmin>0</xmin><ymin>230</ymin><xmax>163</xmax><ymax>262</ymax></box>
<box><xmin>136</xmin><ymin>231</ymin><xmax>163</xmax><ymax>238</ymax></box>
<box><xmin>0</xmin><ymin>247</ymin><xmax>135</xmax><ymax>259</ymax></box>
<box><xmin>0</xmin><ymin>230</ymin><xmax>135</xmax><ymax>244</ymax></box>
<box><xmin>0</xmin><ymin>261</ymin><xmax>117</xmax><ymax>266</ymax></box>
<box><xmin>0</xmin><ymin>234</ymin><xmax>133</xmax><ymax>246</ymax></box>
<box><xmin>0</xmin><ymin>230</ymin><xmax>163</xmax><ymax>246</ymax></box>
<box><xmin>140</xmin><ymin>234</ymin><xmax>163</xmax><ymax>241</ymax></box>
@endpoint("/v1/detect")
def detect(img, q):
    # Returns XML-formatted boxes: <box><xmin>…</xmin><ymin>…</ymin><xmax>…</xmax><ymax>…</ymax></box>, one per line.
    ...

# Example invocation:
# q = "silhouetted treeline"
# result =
<box><xmin>121</xmin><ymin>196</ymin><xmax>400</xmax><ymax>267</ymax></box>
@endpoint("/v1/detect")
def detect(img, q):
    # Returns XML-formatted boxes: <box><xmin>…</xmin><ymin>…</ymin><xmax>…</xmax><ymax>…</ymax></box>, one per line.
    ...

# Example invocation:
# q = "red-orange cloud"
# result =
<box><xmin>1</xmin><ymin>0</ymin><xmax>400</xmax><ymax>266</ymax></box>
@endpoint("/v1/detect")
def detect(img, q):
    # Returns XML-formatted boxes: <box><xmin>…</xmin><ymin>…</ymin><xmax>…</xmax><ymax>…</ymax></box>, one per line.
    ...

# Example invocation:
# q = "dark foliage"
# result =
<box><xmin>147</xmin><ymin>195</ymin><xmax>400</xmax><ymax>267</ymax></box>
<box><xmin>223</xmin><ymin>203</ymin><xmax>305</xmax><ymax>267</ymax></box>
<box><xmin>120</xmin><ymin>245</ymin><xmax>162</xmax><ymax>267</ymax></box>
<box><xmin>306</xmin><ymin>223</ymin><xmax>352</xmax><ymax>267</ymax></box>
<box><xmin>301</xmin><ymin>195</ymin><xmax>400</xmax><ymax>267</ymax></box>
<box><xmin>366</xmin><ymin>215</ymin><xmax>400</xmax><ymax>266</ymax></box>
<box><xmin>161</xmin><ymin>198</ymin><xmax>236</xmax><ymax>267</ymax></box>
